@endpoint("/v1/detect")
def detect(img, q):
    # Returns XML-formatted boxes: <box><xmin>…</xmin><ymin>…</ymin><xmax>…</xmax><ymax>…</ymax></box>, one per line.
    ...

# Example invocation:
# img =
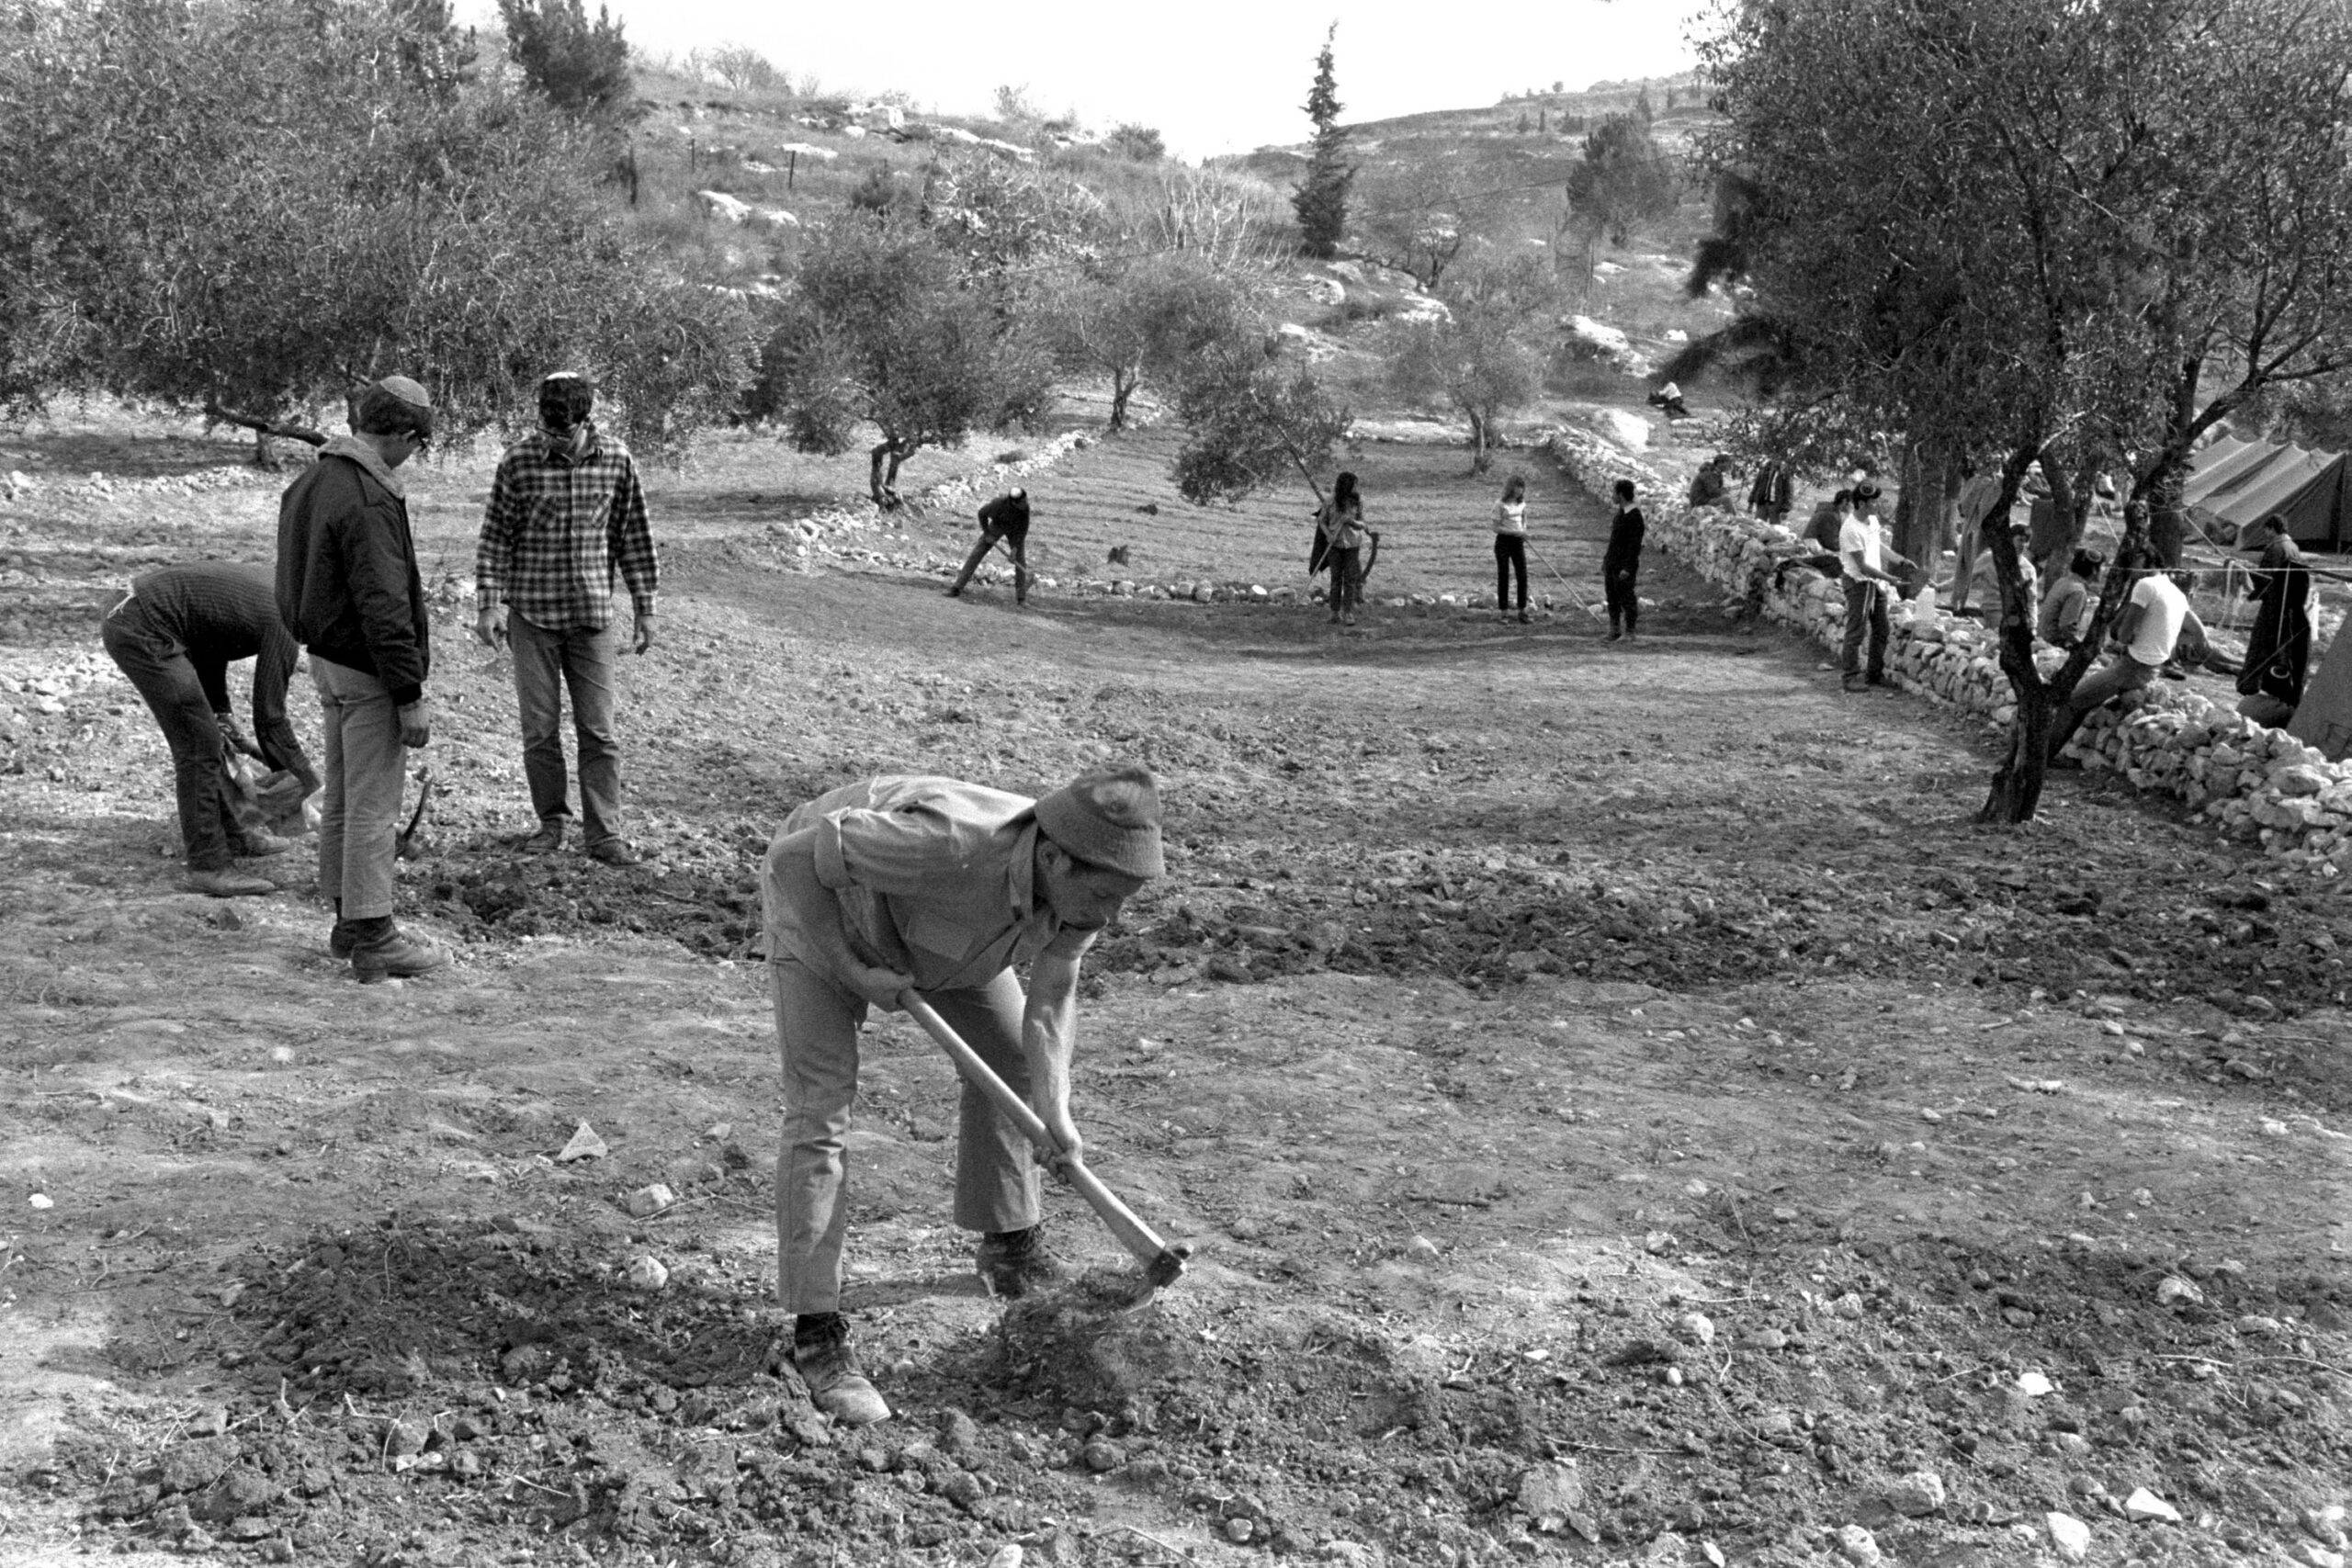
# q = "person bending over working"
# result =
<box><xmin>473</xmin><ymin>371</ymin><xmax>661</xmax><ymax>866</ymax></box>
<box><xmin>276</xmin><ymin>376</ymin><xmax>445</xmax><ymax>979</ymax></box>
<box><xmin>1603</xmin><ymin>478</ymin><xmax>1645</xmax><ymax>642</ymax></box>
<box><xmin>760</xmin><ymin>763</ymin><xmax>1166</xmax><ymax>1426</ymax></box>
<box><xmin>948</xmin><ymin>488</ymin><xmax>1032</xmax><ymax>605</ymax></box>
<box><xmin>1493</xmin><ymin>474</ymin><xmax>1531</xmax><ymax>623</ymax></box>
<box><xmin>102</xmin><ymin>561</ymin><xmax>319</xmax><ymax>897</ymax></box>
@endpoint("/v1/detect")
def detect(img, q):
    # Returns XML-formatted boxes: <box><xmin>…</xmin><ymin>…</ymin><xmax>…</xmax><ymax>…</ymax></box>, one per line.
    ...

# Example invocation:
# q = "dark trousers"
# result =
<box><xmin>510</xmin><ymin>614</ymin><xmax>624</xmax><ymax>847</ymax></box>
<box><xmin>102</xmin><ymin>607</ymin><xmax>240</xmax><ymax>871</ymax></box>
<box><xmin>1840</xmin><ymin>579</ymin><xmax>1892</xmax><ymax>682</ymax></box>
<box><xmin>2047</xmin><ymin>656</ymin><xmax>2158</xmax><ymax>761</ymax></box>
<box><xmin>1494</xmin><ymin>535</ymin><xmax>1527</xmax><ymax>611</ymax></box>
<box><xmin>1604</xmin><ymin>569</ymin><xmax>1639</xmax><ymax>632</ymax></box>
<box><xmin>1327</xmin><ymin>547</ymin><xmax>1363</xmax><ymax>616</ymax></box>
<box><xmin>951</xmin><ymin>525</ymin><xmax>1028</xmax><ymax>603</ymax></box>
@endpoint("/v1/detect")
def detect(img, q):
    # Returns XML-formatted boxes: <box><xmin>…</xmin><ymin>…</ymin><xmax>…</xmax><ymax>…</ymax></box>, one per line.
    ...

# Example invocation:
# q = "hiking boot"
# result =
<box><xmin>187</xmin><ymin>867</ymin><xmax>276</xmax><ymax>898</ymax></box>
<box><xmin>520</xmin><ymin>818</ymin><xmax>565</xmax><ymax>855</ymax></box>
<box><xmin>350</xmin><ymin>925</ymin><xmax>448</xmax><ymax>980</ymax></box>
<box><xmin>329</xmin><ymin>919</ymin><xmax>359</xmax><ymax>960</ymax></box>
<box><xmin>234</xmin><ymin>828</ymin><xmax>295</xmax><ymax>859</ymax></box>
<box><xmin>588</xmin><ymin>838</ymin><xmax>643</xmax><ymax>867</ymax></box>
<box><xmin>791</xmin><ymin>1336</ymin><xmax>890</xmax><ymax>1427</ymax></box>
<box><xmin>976</xmin><ymin>1229</ymin><xmax>1071</xmax><ymax>1301</ymax></box>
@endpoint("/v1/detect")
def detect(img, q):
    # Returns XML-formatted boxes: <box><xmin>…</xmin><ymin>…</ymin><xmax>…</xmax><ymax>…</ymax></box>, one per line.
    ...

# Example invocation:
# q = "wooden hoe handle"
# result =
<box><xmin>899</xmin><ymin>990</ymin><xmax>1183</xmax><ymax>1283</ymax></box>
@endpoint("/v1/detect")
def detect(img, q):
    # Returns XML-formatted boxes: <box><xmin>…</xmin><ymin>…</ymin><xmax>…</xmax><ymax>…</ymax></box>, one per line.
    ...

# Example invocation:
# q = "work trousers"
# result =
<box><xmin>510</xmin><ymin>613</ymin><xmax>624</xmax><ymax>847</ymax></box>
<box><xmin>1841</xmin><ymin>579</ymin><xmax>1892</xmax><ymax>682</ymax></box>
<box><xmin>771</xmin><ymin>956</ymin><xmax>1040</xmax><ymax>1315</ymax></box>
<box><xmin>951</xmin><ymin>525</ymin><xmax>1029</xmax><ymax>604</ymax></box>
<box><xmin>102</xmin><ymin>608</ymin><xmax>240</xmax><ymax>871</ymax></box>
<box><xmin>311</xmin><ymin>659</ymin><xmax>406</xmax><ymax>921</ymax></box>
<box><xmin>1604</xmin><ymin>569</ymin><xmax>1639</xmax><ymax>633</ymax></box>
<box><xmin>1494</xmin><ymin>535</ymin><xmax>1527</xmax><ymax>612</ymax></box>
<box><xmin>2047</xmin><ymin>656</ymin><xmax>2158</xmax><ymax>761</ymax></box>
<box><xmin>1327</xmin><ymin>547</ymin><xmax>1363</xmax><ymax>616</ymax></box>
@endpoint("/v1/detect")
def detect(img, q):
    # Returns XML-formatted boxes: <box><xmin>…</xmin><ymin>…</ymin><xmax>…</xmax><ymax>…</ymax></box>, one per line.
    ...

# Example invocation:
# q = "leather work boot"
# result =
<box><xmin>976</xmin><ymin>1228</ymin><xmax>1071</xmax><ymax>1300</ymax></box>
<box><xmin>792</xmin><ymin>1334</ymin><xmax>890</xmax><ymax>1427</ymax></box>
<box><xmin>235</xmin><ymin>828</ymin><xmax>295</xmax><ymax>859</ymax></box>
<box><xmin>588</xmin><ymin>838</ymin><xmax>644</xmax><ymax>867</ymax></box>
<box><xmin>520</xmin><ymin>818</ymin><xmax>565</xmax><ymax>855</ymax></box>
<box><xmin>350</xmin><ymin>925</ymin><xmax>449</xmax><ymax>980</ymax></box>
<box><xmin>329</xmin><ymin>920</ymin><xmax>358</xmax><ymax>960</ymax></box>
<box><xmin>187</xmin><ymin>867</ymin><xmax>277</xmax><ymax>898</ymax></box>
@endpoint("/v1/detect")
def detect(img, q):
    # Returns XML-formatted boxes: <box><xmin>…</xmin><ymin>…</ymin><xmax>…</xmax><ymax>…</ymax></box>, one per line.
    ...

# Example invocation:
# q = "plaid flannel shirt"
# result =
<box><xmin>475</xmin><ymin>426</ymin><xmax>659</xmax><ymax>633</ymax></box>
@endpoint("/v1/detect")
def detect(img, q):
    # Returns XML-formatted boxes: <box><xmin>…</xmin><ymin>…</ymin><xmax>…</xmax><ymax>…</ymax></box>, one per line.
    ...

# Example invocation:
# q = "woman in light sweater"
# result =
<box><xmin>1493</xmin><ymin>474</ymin><xmax>1531</xmax><ymax>623</ymax></box>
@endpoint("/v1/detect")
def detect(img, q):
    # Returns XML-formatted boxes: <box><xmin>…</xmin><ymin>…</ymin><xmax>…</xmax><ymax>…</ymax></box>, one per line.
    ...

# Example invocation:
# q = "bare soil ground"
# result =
<box><xmin>2</xmin><ymin>407</ymin><xmax>2348</xmax><ymax>1568</ymax></box>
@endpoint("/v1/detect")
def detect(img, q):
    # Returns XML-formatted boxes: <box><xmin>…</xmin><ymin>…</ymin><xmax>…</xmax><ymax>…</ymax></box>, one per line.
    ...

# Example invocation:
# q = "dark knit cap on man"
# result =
<box><xmin>1034</xmin><ymin>763</ymin><xmax>1164</xmax><ymax>880</ymax></box>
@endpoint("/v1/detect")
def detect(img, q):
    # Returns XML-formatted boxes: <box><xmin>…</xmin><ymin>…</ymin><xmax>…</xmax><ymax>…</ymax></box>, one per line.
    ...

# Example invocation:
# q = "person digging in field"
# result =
<box><xmin>946</xmin><ymin>487</ymin><xmax>1031</xmax><ymax>605</ymax></box>
<box><xmin>1603</xmin><ymin>478</ymin><xmax>1645</xmax><ymax>642</ymax></box>
<box><xmin>1493</xmin><ymin>473</ymin><xmax>1531</xmax><ymax>623</ymax></box>
<box><xmin>276</xmin><ymin>375</ymin><xmax>446</xmax><ymax>978</ymax></box>
<box><xmin>101</xmin><ymin>561</ymin><xmax>320</xmax><ymax>897</ymax></box>
<box><xmin>759</xmin><ymin>763</ymin><xmax>1165</xmax><ymax>1426</ymax></box>
<box><xmin>472</xmin><ymin>371</ymin><xmax>660</xmax><ymax>867</ymax></box>
<box><xmin>1317</xmin><ymin>471</ymin><xmax>1372</xmax><ymax>626</ymax></box>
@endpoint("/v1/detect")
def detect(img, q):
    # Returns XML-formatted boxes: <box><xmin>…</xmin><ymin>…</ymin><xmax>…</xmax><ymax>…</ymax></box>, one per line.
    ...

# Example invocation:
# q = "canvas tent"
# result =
<box><xmin>2183</xmin><ymin>435</ymin><xmax>2350</xmax><ymax>552</ymax></box>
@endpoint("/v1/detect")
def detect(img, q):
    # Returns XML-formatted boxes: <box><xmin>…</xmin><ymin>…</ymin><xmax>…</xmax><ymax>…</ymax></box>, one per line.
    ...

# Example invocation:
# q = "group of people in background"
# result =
<box><xmin>103</xmin><ymin>371</ymin><xmax>661</xmax><ymax>983</ymax></box>
<box><xmin>1304</xmin><ymin>470</ymin><xmax>1650</xmax><ymax>637</ymax></box>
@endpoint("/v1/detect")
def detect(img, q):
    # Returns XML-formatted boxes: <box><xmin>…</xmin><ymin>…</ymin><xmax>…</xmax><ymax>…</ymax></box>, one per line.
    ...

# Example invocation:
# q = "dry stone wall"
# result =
<box><xmin>1540</xmin><ymin>432</ymin><xmax>2352</xmax><ymax>878</ymax></box>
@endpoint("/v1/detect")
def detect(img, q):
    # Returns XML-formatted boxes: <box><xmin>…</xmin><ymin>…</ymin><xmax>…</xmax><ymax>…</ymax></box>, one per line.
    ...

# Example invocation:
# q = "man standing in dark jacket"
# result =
<box><xmin>101</xmin><ymin>561</ymin><xmax>318</xmax><ymax>897</ymax></box>
<box><xmin>946</xmin><ymin>488</ymin><xmax>1031</xmax><ymax>606</ymax></box>
<box><xmin>275</xmin><ymin>376</ymin><xmax>445</xmax><ymax>979</ymax></box>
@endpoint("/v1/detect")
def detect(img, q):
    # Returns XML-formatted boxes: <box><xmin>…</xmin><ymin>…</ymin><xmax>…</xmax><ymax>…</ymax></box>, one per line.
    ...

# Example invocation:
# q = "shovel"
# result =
<box><xmin>899</xmin><ymin>990</ymin><xmax>1190</xmax><ymax>1307</ymax></box>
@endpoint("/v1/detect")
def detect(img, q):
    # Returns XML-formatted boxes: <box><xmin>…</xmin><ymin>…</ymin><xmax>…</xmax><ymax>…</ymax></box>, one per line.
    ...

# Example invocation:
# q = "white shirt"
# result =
<box><xmin>2125</xmin><ymin>575</ymin><xmax>2188</xmax><ymax>667</ymax></box>
<box><xmin>1838</xmin><ymin>513</ymin><xmax>1882</xmax><ymax>576</ymax></box>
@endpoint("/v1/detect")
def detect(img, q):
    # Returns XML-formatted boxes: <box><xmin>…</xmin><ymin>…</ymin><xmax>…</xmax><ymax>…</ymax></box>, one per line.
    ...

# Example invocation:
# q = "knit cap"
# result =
<box><xmin>1034</xmin><ymin>764</ymin><xmax>1164</xmax><ymax>880</ymax></box>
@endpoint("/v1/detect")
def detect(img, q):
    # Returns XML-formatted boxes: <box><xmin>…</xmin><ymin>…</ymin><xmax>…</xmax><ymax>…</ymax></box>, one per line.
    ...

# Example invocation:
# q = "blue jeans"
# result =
<box><xmin>311</xmin><ymin>659</ymin><xmax>406</xmax><ymax>920</ymax></box>
<box><xmin>510</xmin><ymin>614</ymin><xmax>624</xmax><ymax>847</ymax></box>
<box><xmin>1841</xmin><ymin>579</ymin><xmax>1891</xmax><ymax>682</ymax></box>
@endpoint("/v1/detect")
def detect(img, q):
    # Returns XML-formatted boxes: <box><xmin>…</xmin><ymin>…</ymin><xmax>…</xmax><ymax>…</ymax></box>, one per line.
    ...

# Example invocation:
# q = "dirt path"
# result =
<box><xmin>2</xmin><ymin>416</ymin><xmax>2347</xmax><ymax>1568</ymax></box>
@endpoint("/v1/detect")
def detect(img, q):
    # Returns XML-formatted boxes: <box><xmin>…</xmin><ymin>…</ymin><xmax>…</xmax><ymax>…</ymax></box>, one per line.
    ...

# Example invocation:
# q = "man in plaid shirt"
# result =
<box><xmin>473</xmin><ymin>372</ymin><xmax>659</xmax><ymax>866</ymax></box>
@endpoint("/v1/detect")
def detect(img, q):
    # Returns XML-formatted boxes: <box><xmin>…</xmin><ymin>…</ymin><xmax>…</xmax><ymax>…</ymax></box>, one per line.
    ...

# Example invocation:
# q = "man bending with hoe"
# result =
<box><xmin>759</xmin><ymin>764</ymin><xmax>1165</xmax><ymax>1426</ymax></box>
<box><xmin>946</xmin><ymin>487</ymin><xmax>1031</xmax><ymax>605</ymax></box>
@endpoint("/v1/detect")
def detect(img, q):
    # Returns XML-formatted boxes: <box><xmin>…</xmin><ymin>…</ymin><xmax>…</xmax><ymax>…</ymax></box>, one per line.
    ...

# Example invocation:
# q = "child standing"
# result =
<box><xmin>1494</xmin><ymin>475</ymin><xmax>1530</xmax><ymax>623</ymax></box>
<box><xmin>1317</xmin><ymin>471</ymin><xmax>1369</xmax><ymax>626</ymax></box>
<box><xmin>1603</xmin><ymin>478</ymin><xmax>1645</xmax><ymax>642</ymax></box>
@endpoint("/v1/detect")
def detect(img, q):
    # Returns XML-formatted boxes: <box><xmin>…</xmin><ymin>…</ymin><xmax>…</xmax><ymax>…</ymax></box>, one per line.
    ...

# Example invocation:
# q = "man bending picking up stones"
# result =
<box><xmin>760</xmin><ymin>764</ymin><xmax>1165</xmax><ymax>1426</ymax></box>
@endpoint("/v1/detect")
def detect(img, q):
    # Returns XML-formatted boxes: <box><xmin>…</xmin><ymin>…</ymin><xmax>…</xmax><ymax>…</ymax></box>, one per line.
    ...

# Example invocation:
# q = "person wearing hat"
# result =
<box><xmin>758</xmin><ymin>764</ymin><xmax>1167</xmax><ymax>1425</ymax></box>
<box><xmin>275</xmin><ymin>376</ymin><xmax>446</xmax><ymax>977</ymax></box>
<box><xmin>473</xmin><ymin>372</ymin><xmax>661</xmax><ymax>866</ymax></box>
<box><xmin>946</xmin><ymin>487</ymin><xmax>1032</xmax><ymax>605</ymax></box>
<box><xmin>1838</xmin><ymin>479</ymin><xmax>1912</xmax><ymax>691</ymax></box>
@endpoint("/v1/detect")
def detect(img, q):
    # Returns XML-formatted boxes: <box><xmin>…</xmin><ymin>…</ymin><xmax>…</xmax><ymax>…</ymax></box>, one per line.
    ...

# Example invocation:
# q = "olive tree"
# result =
<box><xmin>1170</xmin><ymin>340</ymin><xmax>1350</xmax><ymax>506</ymax></box>
<box><xmin>0</xmin><ymin>0</ymin><xmax>751</xmax><ymax>455</ymax></box>
<box><xmin>1694</xmin><ymin>0</ymin><xmax>2352</xmax><ymax>823</ymax></box>
<box><xmin>1385</xmin><ymin>253</ymin><xmax>1555</xmax><ymax>473</ymax></box>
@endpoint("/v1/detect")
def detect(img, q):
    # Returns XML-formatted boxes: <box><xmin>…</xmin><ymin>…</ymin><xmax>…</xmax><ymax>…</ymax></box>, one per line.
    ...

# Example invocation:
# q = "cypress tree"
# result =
<box><xmin>1292</xmin><ymin>26</ymin><xmax>1352</xmax><ymax>259</ymax></box>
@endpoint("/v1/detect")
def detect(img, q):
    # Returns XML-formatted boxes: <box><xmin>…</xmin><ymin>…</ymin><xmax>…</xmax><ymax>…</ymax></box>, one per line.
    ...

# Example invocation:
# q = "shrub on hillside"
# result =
<box><xmin>746</xmin><ymin>218</ymin><xmax>1052</xmax><ymax>504</ymax></box>
<box><xmin>497</xmin><ymin>0</ymin><xmax>635</xmax><ymax>120</ymax></box>
<box><xmin>0</xmin><ymin>0</ymin><xmax>750</xmax><ymax>454</ymax></box>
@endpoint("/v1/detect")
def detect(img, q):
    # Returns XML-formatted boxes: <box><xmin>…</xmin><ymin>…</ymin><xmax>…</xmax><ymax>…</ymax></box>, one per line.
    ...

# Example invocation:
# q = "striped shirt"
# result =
<box><xmin>475</xmin><ymin>426</ymin><xmax>659</xmax><ymax>633</ymax></box>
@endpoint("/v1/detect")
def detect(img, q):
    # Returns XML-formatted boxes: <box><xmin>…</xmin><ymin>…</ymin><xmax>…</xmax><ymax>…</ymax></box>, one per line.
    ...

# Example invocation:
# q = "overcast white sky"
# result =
<box><xmin>550</xmin><ymin>1</ymin><xmax>1714</xmax><ymax>158</ymax></box>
